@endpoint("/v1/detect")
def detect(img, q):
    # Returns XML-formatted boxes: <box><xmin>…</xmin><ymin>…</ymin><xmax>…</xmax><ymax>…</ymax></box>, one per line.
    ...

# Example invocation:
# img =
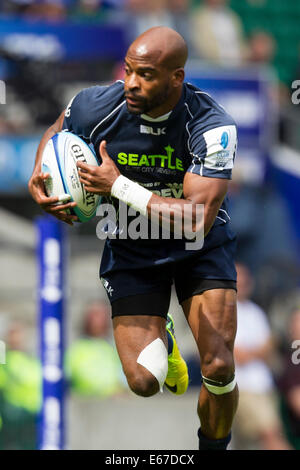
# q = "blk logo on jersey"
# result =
<box><xmin>140</xmin><ymin>125</ymin><xmax>166</xmax><ymax>136</ymax></box>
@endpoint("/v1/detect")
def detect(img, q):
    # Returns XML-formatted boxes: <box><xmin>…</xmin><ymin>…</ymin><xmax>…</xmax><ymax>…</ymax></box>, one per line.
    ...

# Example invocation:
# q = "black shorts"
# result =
<box><xmin>111</xmin><ymin>278</ymin><xmax>237</xmax><ymax>319</ymax></box>
<box><xmin>100</xmin><ymin>222</ymin><xmax>237</xmax><ymax>318</ymax></box>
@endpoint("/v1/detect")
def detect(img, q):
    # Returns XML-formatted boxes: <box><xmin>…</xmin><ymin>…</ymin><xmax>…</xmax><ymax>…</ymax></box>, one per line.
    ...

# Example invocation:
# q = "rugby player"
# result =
<box><xmin>29</xmin><ymin>26</ymin><xmax>238</xmax><ymax>450</ymax></box>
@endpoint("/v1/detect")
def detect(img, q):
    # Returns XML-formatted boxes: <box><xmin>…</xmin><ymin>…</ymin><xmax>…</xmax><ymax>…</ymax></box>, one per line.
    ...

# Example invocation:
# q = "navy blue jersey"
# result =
<box><xmin>62</xmin><ymin>80</ymin><xmax>237</xmax><ymax>272</ymax></box>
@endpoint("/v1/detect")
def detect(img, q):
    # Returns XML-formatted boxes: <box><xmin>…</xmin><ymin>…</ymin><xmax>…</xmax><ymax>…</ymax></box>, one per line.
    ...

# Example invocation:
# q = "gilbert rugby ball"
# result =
<box><xmin>42</xmin><ymin>131</ymin><xmax>100</xmax><ymax>222</ymax></box>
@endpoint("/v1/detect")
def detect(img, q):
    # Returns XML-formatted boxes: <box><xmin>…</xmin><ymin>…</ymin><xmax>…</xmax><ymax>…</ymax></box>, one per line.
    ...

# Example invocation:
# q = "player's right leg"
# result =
<box><xmin>112</xmin><ymin>312</ymin><xmax>168</xmax><ymax>397</ymax></box>
<box><xmin>101</xmin><ymin>265</ymin><xmax>187</xmax><ymax>397</ymax></box>
<box><xmin>101</xmin><ymin>265</ymin><xmax>172</xmax><ymax>397</ymax></box>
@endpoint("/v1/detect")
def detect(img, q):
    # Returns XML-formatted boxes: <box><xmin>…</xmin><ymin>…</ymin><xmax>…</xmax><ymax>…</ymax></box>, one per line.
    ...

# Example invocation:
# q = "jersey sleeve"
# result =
<box><xmin>62</xmin><ymin>87</ymin><xmax>103</xmax><ymax>141</ymax></box>
<box><xmin>187</xmin><ymin>122</ymin><xmax>237</xmax><ymax>179</ymax></box>
<box><xmin>62</xmin><ymin>82</ymin><xmax>124</xmax><ymax>142</ymax></box>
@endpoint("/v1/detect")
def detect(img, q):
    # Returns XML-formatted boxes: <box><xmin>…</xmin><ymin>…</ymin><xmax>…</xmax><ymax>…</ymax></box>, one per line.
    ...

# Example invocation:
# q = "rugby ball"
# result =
<box><xmin>42</xmin><ymin>131</ymin><xmax>101</xmax><ymax>223</ymax></box>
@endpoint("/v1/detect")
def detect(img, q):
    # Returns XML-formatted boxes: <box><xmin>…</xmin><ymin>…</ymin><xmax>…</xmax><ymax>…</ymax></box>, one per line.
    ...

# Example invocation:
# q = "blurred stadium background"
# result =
<box><xmin>0</xmin><ymin>0</ymin><xmax>300</xmax><ymax>450</ymax></box>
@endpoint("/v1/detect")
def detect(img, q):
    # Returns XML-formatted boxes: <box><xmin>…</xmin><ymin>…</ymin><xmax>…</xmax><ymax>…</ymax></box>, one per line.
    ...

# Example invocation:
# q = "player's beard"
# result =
<box><xmin>126</xmin><ymin>83</ymin><xmax>171</xmax><ymax>115</ymax></box>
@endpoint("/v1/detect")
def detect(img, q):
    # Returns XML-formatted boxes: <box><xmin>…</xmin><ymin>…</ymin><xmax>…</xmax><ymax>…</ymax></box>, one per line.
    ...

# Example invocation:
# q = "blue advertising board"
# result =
<box><xmin>269</xmin><ymin>148</ymin><xmax>300</xmax><ymax>259</ymax></box>
<box><xmin>186</xmin><ymin>64</ymin><xmax>278</xmax><ymax>153</ymax></box>
<box><xmin>0</xmin><ymin>15</ymin><xmax>127</xmax><ymax>62</ymax></box>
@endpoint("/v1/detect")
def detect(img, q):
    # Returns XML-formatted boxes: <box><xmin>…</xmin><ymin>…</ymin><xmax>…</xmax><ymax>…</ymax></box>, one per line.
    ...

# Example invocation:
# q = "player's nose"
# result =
<box><xmin>126</xmin><ymin>71</ymin><xmax>140</xmax><ymax>91</ymax></box>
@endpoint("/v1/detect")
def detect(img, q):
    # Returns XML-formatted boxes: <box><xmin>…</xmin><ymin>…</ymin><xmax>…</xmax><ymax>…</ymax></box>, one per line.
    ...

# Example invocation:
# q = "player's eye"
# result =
<box><xmin>142</xmin><ymin>72</ymin><xmax>153</xmax><ymax>80</ymax></box>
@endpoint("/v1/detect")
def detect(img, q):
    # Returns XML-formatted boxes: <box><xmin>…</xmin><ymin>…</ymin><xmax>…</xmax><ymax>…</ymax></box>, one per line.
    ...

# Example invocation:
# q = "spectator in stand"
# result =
<box><xmin>0</xmin><ymin>0</ymin><xmax>35</xmax><ymax>14</ymax></box>
<box><xmin>189</xmin><ymin>0</ymin><xmax>248</xmax><ymax>65</ymax></box>
<box><xmin>247</xmin><ymin>30</ymin><xmax>290</xmax><ymax>107</ymax></box>
<box><xmin>0</xmin><ymin>321</ymin><xmax>41</xmax><ymax>450</ymax></box>
<box><xmin>22</xmin><ymin>0</ymin><xmax>67</xmax><ymax>21</ymax></box>
<box><xmin>248</xmin><ymin>30</ymin><xmax>275</xmax><ymax>65</ymax></box>
<box><xmin>65</xmin><ymin>300</ymin><xmax>126</xmax><ymax>397</ymax></box>
<box><xmin>167</xmin><ymin>0</ymin><xmax>193</xmax><ymax>54</ymax></box>
<box><xmin>276</xmin><ymin>308</ymin><xmax>300</xmax><ymax>449</ymax></box>
<box><xmin>70</xmin><ymin>0</ymin><xmax>107</xmax><ymax>23</ymax></box>
<box><xmin>232</xmin><ymin>263</ymin><xmax>290</xmax><ymax>450</ymax></box>
<box><xmin>228</xmin><ymin>175</ymin><xmax>298</xmax><ymax>311</ymax></box>
<box><xmin>124</xmin><ymin>0</ymin><xmax>175</xmax><ymax>43</ymax></box>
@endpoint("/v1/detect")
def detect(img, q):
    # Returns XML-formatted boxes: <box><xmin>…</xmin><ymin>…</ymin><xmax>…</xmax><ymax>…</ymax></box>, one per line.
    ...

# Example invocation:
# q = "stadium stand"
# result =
<box><xmin>230</xmin><ymin>0</ymin><xmax>300</xmax><ymax>85</ymax></box>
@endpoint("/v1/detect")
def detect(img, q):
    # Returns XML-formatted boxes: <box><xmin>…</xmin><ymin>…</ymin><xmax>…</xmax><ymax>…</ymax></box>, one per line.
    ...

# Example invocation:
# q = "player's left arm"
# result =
<box><xmin>185</xmin><ymin>172</ymin><xmax>229</xmax><ymax>236</ymax></box>
<box><xmin>146</xmin><ymin>173</ymin><xmax>228</xmax><ymax>237</ymax></box>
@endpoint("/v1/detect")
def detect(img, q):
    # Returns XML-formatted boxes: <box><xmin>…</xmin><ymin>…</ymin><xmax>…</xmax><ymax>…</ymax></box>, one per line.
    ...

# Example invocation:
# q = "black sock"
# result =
<box><xmin>198</xmin><ymin>428</ymin><xmax>231</xmax><ymax>450</ymax></box>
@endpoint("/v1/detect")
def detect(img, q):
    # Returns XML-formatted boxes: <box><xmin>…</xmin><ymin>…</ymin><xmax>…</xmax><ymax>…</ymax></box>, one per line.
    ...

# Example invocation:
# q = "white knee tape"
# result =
<box><xmin>202</xmin><ymin>375</ymin><xmax>237</xmax><ymax>395</ymax></box>
<box><xmin>137</xmin><ymin>338</ymin><xmax>168</xmax><ymax>393</ymax></box>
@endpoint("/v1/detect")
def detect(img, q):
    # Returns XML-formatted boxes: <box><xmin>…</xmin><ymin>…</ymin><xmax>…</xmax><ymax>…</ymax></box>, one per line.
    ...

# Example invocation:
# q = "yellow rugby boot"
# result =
<box><xmin>164</xmin><ymin>314</ymin><xmax>189</xmax><ymax>395</ymax></box>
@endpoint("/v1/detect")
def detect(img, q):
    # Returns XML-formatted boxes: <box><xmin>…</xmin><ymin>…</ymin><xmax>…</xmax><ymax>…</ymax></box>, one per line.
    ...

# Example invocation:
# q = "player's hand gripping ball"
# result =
<box><xmin>42</xmin><ymin>132</ymin><xmax>101</xmax><ymax>222</ymax></box>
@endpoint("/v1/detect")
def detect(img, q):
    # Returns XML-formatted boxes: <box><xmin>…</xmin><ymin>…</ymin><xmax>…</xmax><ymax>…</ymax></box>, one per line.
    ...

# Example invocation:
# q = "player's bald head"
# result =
<box><xmin>127</xmin><ymin>27</ymin><xmax>188</xmax><ymax>70</ymax></box>
<box><xmin>124</xmin><ymin>27</ymin><xmax>187</xmax><ymax>116</ymax></box>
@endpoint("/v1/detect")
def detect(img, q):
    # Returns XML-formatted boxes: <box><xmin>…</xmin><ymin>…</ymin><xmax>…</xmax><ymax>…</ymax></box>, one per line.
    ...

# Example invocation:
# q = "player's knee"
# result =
<box><xmin>122</xmin><ymin>338</ymin><xmax>168</xmax><ymax>397</ymax></box>
<box><xmin>201</xmin><ymin>351</ymin><xmax>235</xmax><ymax>384</ymax></box>
<box><xmin>126</xmin><ymin>368</ymin><xmax>160</xmax><ymax>397</ymax></box>
<box><xmin>126</xmin><ymin>337</ymin><xmax>168</xmax><ymax>397</ymax></box>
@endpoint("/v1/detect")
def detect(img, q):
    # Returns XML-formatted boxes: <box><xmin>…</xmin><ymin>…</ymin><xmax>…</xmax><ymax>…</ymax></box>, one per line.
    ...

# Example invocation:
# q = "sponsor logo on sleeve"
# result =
<box><xmin>203</xmin><ymin>125</ymin><xmax>236</xmax><ymax>170</ymax></box>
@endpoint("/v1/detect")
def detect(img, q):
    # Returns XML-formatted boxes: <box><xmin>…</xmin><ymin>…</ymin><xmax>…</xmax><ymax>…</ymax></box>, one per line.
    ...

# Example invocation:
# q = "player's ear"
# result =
<box><xmin>172</xmin><ymin>68</ymin><xmax>185</xmax><ymax>88</ymax></box>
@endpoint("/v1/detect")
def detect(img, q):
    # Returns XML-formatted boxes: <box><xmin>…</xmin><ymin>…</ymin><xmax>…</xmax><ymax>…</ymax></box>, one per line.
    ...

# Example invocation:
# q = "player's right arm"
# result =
<box><xmin>28</xmin><ymin>110</ymin><xmax>78</xmax><ymax>226</ymax></box>
<box><xmin>29</xmin><ymin>84</ymin><xmax>117</xmax><ymax>225</ymax></box>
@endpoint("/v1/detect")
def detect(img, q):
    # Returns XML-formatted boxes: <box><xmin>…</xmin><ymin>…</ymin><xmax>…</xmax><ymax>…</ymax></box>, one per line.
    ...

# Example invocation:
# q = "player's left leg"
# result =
<box><xmin>182</xmin><ymin>287</ymin><xmax>238</xmax><ymax>449</ymax></box>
